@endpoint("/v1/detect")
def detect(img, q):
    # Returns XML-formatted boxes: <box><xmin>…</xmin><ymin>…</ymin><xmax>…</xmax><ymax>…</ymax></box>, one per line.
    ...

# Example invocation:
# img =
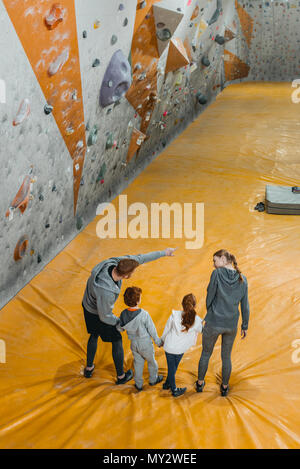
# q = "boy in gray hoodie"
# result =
<box><xmin>82</xmin><ymin>248</ymin><xmax>176</xmax><ymax>383</ymax></box>
<box><xmin>117</xmin><ymin>286</ymin><xmax>163</xmax><ymax>391</ymax></box>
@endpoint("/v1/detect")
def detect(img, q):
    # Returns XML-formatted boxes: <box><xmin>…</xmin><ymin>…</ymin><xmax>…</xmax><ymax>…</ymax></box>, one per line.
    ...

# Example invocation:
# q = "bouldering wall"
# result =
<box><xmin>0</xmin><ymin>0</ymin><xmax>299</xmax><ymax>309</ymax></box>
<box><xmin>225</xmin><ymin>1</ymin><xmax>300</xmax><ymax>84</ymax></box>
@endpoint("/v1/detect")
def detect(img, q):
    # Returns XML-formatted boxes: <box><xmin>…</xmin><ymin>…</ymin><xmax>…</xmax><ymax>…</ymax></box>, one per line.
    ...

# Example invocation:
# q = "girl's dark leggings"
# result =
<box><xmin>86</xmin><ymin>334</ymin><xmax>124</xmax><ymax>377</ymax></box>
<box><xmin>165</xmin><ymin>351</ymin><xmax>184</xmax><ymax>392</ymax></box>
<box><xmin>198</xmin><ymin>324</ymin><xmax>237</xmax><ymax>386</ymax></box>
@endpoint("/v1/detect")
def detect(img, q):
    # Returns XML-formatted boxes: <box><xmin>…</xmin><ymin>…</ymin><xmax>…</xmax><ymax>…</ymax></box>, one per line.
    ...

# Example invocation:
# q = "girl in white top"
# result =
<box><xmin>161</xmin><ymin>293</ymin><xmax>203</xmax><ymax>397</ymax></box>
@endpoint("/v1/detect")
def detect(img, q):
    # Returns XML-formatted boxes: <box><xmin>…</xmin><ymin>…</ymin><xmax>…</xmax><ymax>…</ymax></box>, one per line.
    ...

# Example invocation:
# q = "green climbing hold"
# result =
<box><xmin>88</xmin><ymin>126</ymin><xmax>98</xmax><ymax>146</ymax></box>
<box><xmin>92</xmin><ymin>58</ymin><xmax>100</xmax><ymax>67</ymax></box>
<box><xmin>76</xmin><ymin>216</ymin><xmax>83</xmax><ymax>230</ymax></box>
<box><xmin>156</xmin><ymin>28</ymin><xmax>172</xmax><ymax>41</ymax></box>
<box><xmin>201</xmin><ymin>56</ymin><xmax>210</xmax><ymax>67</ymax></box>
<box><xmin>215</xmin><ymin>35</ymin><xmax>225</xmax><ymax>45</ymax></box>
<box><xmin>106</xmin><ymin>132</ymin><xmax>114</xmax><ymax>150</ymax></box>
<box><xmin>96</xmin><ymin>163</ymin><xmax>107</xmax><ymax>182</ymax></box>
<box><xmin>44</xmin><ymin>103</ymin><xmax>53</xmax><ymax>115</ymax></box>
<box><xmin>111</xmin><ymin>35</ymin><xmax>118</xmax><ymax>45</ymax></box>
<box><xmin>196</xmin><ymin>92</ymin><xmax>208</xmax><ymax>105</ymax></box>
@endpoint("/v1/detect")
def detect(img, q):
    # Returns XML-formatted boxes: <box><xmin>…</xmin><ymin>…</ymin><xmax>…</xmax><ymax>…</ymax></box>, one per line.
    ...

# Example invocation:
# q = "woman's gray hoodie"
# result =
<box><xmin>82</xmin><ymin>251</ymin><xmax>166</xmax><ymax>326</ymax></box>
<box><xmin>205</xmin><ymin>267</ymin><xmax>250</xmax><ymax>331</ymax></box>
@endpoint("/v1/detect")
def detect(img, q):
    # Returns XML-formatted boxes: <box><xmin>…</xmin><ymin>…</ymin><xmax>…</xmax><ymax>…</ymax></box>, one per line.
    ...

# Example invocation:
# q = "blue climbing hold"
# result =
<box><xmin>100</xmin><ymin>50</ymin><xmax>132</xmax><ymax>108</ymax></box>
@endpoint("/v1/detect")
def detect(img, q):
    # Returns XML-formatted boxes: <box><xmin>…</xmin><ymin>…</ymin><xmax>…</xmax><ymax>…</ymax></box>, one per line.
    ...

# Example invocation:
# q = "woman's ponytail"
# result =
<box><xmin>182</xmin><ymin>294</ymin><xmax>197</xmax><ymax>331</ymax></box>
<box><xmin>230</xmin><ymin>254</ymin><xmax>243</xmax><ymax>283</ymax></box>
<box><xmin>214</xmin><ymin>249</ymin><xmax>244</xmax><ymax>283</ymax></box>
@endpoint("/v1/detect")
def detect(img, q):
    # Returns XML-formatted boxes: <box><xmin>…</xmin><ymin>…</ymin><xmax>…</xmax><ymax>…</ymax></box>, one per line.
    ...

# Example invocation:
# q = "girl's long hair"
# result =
<box><xmin>214</xmin><ymin>249</ymin><xmax>244</xmax><ymax>283</ymax></box>
<box><xmin>182</xmin><ymin>293</ymin><xmax>197</xmax><ymax>331</ymax></box>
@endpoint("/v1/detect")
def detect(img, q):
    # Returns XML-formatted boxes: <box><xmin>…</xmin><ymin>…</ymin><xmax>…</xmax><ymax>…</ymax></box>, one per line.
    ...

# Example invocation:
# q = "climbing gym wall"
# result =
<box><xmin>0</xmin><ymin>0</ymin><xmax>299</xmax><ymax>309</ymax></box>
<box><xmin>229</xmin><ymin>1</ymin><xmax>300</xmax><ymax>83</ymax></box>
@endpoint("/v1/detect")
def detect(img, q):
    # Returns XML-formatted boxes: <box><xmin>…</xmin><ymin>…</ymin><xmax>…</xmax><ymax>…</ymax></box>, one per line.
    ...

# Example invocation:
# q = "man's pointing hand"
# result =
<box><xmin>165</xmin><ymin>248</ymin><xmax>177</xmax><ymax>257</ymax></box>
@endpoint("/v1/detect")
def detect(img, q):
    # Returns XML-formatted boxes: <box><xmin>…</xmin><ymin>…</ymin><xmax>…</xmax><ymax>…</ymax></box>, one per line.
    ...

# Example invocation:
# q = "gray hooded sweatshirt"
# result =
<box><xmin>82</xmin><ymin>251</ymin><xmax>166</xmax><ymax>326</ymax></box>
<box><xmin>117</xmin><ymin>308</ymin><xmax>162</xmax><ymax>347</ymax></box>
<box><xmin>205</xmin><ymin>267</ymin><xmax>250</xmax><ymax>331</ymax></box>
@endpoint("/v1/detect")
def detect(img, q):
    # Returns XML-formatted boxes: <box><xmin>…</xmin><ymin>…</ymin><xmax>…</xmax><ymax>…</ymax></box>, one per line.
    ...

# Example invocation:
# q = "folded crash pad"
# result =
<box><xmin>265</xmin><ymin>185</ymin><xmax>300</xmax><ymax>214</ymax></box>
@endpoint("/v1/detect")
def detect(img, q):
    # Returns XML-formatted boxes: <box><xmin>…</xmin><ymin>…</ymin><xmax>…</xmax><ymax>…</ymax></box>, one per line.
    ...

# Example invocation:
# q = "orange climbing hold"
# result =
<box><xmin>165</xmin><ymin>38</ymin><xmax>190</xmax><ymax>75</ymax></box>
<box><xmin>134</xmin><ymin>0</ymin><xmax>162</xmax><ymax>35</ymax></box>
<box><xmin>190</xmin><ymin>5</ymin><xmax>199</xmax><ymax>20</ymax></box>
<box><xmin>224</xmin><ymin>28</ymin><xmax>236</xmax><ymax>43</ymax></box>
<box><xmin>127</xmin><ymin>128</ymin><xmax>147</xmax><ymax>162</ymax></box>
<box><xmin>235</xmin><ymin>0</ymin><xmax>254</xmax><ymax>48</ymax></box>
<box><xmin>224</xmin><ymin>50</ymin><xmax>250</xmax><ymax>82</ymax></box>
<box><xmin>6</xmin><ymin>175</ymin><xmax>32</xmax><ymax>217</ymax></box>
<box><xmin>45</xmin><ymin>4</ymin><xmax>64</xmax><ymax>30</ymax></box>
<box><xmin>14</xmin><ymin>236</ymin><xmax>29</xmax><ymax>262</ymax></box>
<box><xmin>126</xmin><ymin>5</ymin><xmax>160</xmax><ymax>136</ymax></box>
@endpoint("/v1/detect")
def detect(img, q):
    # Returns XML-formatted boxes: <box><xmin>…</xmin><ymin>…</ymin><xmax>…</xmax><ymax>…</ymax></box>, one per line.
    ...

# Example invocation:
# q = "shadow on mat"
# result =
<box><xmin>52</xmin><ymin>360</ymin><xmax>131</xmax><ymax>399</ymax></box>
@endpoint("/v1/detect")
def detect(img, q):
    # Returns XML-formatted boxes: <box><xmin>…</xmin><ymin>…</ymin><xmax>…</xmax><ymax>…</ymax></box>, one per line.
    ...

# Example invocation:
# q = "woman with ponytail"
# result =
<box><xmin>196</xmin><ymin>250</ymin><xmax>250</xmax><ymax>397</ymax></box>
<box><xmin>161</xmin><ymin>294</ymin><xmax>203</xmax><ymax>397</ymax></box>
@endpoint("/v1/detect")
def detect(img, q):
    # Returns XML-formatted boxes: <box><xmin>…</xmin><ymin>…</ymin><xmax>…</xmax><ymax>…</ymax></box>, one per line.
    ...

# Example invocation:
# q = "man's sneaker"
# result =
<box><xmin>162</xmin><ymin>381</ymin><xmax>171</xmax><ymax>390</ymax></box>
<box><xmin>116</xmin><ymin>369</ymin><xmax>133</xmax><ymax>385</ymax></box>
<box><xmin>84</xmin><ymin>364</ymin><xmax>95</xmax><ymax>378</ymax></box>
<box><xmin>135</xmin><ymin>384</ymin><xmax>143</xmax><ymax>392</ymax></box>
<box><xmin>149</xmin><ymin>375</ymin><xmax>163</xmax><ymax>386</ymax></box>
<box><xmin>195</xmin><ymin>380</ymin><xmax>205</xmax><ymax>393</ymax></box>
<box><xmin>172</xmin><ymin>387</ymin><xmax>187</xmax><ymax>397</ymax></box>
<box><xmin>220</xmin><ymin>384</ymin><xmax>229</xmax><ymax>397</ymax></box>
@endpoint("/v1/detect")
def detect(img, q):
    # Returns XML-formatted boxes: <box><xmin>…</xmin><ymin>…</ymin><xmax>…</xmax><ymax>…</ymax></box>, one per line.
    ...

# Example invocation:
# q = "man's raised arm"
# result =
<box><xmin>119</xmin><ymin>248</ymin><xmax>177</xmax><ymax>265</ymax></box>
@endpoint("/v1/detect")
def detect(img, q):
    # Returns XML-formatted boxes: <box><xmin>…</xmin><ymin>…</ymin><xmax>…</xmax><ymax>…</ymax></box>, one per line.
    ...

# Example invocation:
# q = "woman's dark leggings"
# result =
<box><xmin>165</xmin><ymin>351</ymin><xmax>184</xmax><ymax>392</ymax></box>
<box><xmin>86</xmin><ymin>334</ymin><xmax>124</xmax><ymax>377</ymax></box>
<box><xmin>198</xmin><ymin>324</ymin><xmax>237</xmax><ymax>386</ymax></box>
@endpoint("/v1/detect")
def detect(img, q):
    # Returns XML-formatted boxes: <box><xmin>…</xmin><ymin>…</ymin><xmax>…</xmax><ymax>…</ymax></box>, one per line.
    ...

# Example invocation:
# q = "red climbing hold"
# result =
<box><xmin>45</xmin><ymin>4</ymin><xmax>64</xmax><ymax>30</ymax></box>
<box><xmin>13</xmin><ymin>99</ymin><xmax>30</xmax><ymax>126</ymax></box>
<box><xmin>6</xmin><ymin>175</ymin><xmax>32</xmax><ymax>217</ymax></box>
<box><xmin>14</xmin><ymin>236</ymin><xmax>29</xmax><ymax>262</ymax></box>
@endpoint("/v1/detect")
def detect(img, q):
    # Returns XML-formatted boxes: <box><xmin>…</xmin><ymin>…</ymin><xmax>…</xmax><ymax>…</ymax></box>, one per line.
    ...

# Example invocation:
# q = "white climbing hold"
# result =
<box><xmin>7</xmin><ymin>208</ymin><xmax>14</xmax><ymax>221</ymax></box>
<box><xmin>13</xmin><ymin>99</ymin><xmax>30</xmax><ymax>126</ymax></box>
<box><xmin>48</xmin><ymin>48</ymin><xmax>70</xmax><ymax>76</ymax></box>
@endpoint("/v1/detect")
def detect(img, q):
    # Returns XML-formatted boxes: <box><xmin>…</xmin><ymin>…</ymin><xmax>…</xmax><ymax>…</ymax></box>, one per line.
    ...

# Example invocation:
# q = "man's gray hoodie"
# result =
<box><xmin>82</xmin><ymin>251</ymin><xmax>166</xmax><ymax>326</ymax></box>
<box><xmin>117</xmin><ymin>308</ymin><xmax>162</xmax><ymax>347</ymax></box>
<box><xmin>205</xmin><ymin>267</ymin><xmax>250</xmax><ymax>331</ymax></box>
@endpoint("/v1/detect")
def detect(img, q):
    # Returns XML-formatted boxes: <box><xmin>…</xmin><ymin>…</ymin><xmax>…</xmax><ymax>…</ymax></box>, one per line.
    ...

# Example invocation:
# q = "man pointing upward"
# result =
<box><xmin>82</xmin><ymin>248</ymin><xmax>177</xmax><ymax>383</ymax></box>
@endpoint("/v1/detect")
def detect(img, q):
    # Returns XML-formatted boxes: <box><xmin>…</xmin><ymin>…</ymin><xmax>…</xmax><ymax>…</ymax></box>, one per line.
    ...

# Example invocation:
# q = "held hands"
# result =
<box><xmin>241</xmin><ymin>328</ymin><xmax>247</xmax><ymax>339</ymax></box>
<box><xmin>165</xmin><ymin>247</ymin><xmax>177</xmax><ymax>257</ymax></box>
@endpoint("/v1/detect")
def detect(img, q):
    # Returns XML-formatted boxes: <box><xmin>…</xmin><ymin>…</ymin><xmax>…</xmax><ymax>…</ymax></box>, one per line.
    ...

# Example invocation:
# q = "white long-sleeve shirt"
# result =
<box><xmin>161</xmin><ymin>310</ymin><xmax>203</xmax><ymax>355</ymax></box>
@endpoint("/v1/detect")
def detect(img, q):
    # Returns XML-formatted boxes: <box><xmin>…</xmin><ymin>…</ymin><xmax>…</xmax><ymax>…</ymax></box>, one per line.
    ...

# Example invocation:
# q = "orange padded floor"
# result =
<box><xmin>0</xmin><ymin>83</ymin><xmax>299</xmax><ymax>449</ymax></box>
